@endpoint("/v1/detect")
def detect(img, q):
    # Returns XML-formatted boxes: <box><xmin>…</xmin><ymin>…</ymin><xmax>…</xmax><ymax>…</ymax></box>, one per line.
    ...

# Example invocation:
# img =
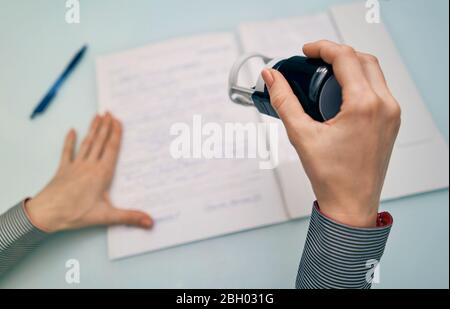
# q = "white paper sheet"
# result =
<box><xmin>97</xmin><ymin>33</ymin><xmax>287</xmax><ymax>259</ymax></box>
<box><xmin>98</xmin><ymin>4</ymin><xmax>448</xmax><ymax>259</ymax></box>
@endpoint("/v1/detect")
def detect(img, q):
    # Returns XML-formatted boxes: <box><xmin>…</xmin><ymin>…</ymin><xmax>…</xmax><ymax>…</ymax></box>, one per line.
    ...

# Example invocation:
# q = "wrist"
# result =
<box><xmin>24</xmin><ymin>197</ymin><xmax>61</xmax><ymax>233</ymax></box>
<box><xmin>316</xmin><ymin>198</ymin><xmax>379</xmax><ymax>228</ymax></box>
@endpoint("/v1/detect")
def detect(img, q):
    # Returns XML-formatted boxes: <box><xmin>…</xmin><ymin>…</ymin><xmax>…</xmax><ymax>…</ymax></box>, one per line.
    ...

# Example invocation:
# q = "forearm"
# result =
<box><xmin>296</xmin><ymin>202</ymin><xmax>392</xmax><ymax>289</ymax></box>
<box><xmin>0</xmin><ymin>200</ymin><xmax>47</xmax><ymax>277</ymax></box>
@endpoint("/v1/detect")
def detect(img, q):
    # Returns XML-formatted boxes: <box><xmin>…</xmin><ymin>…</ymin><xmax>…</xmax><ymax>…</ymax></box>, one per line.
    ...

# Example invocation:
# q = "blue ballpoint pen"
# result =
<box><xmin>30</xmin><ymin>45</ymin><xmax>88</xmax><ymax>119</ymax></box>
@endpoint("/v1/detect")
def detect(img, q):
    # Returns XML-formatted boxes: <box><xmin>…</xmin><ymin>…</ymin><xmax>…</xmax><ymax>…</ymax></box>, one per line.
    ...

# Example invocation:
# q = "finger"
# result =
<box><xmin>105</xmin><ymin>207</ymin><xmax>153</xmax><ymax>229</ymax></box>
<box><xmin>101</xmin><ymin>116</ymin><xmax>122</xmax><ymax>168</ymax></box>
<box><xmin>59</xmin><ymin>129</ymin><xmax>76</xmax><ymax>168</ymax></box>
<box><xmin>77</xmin><ymin>115</ymin><xmax>102</xmax><ymax>160</ymax></box>
<box><xmin>88</xmin><ymin>112</ymin><xmax>113</xmax><ymax>161</ymax></box>
<box><xmin>303</xmin><ymin>40</ymin><xmax>371</xmax><ymax>94</ymax></box>
<box><xmin>357</xmin><ymin>52</ymin><xmax>401</xmax><ymax>120</ymax></box>
<box><xmin>262</xmin><ymin>68</ymin><xmax>315</xmax><ymax>131</ymax></box>
<box><xmin>356</xmin><ymin>52</ymin><xmax>392</xmax><ymax>99</ymax></box>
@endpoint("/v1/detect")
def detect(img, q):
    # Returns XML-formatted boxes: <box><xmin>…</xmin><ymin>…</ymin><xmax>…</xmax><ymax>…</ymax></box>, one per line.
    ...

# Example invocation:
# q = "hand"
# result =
<box><xmin>262</xmin><ymin>41</ymin><xmax>401</xmax><ymax>228</ymax></box>
<box><xmin>26</xmin><ymin>113</ymin><xmax>153</xmax><ymax>233</ymax></box>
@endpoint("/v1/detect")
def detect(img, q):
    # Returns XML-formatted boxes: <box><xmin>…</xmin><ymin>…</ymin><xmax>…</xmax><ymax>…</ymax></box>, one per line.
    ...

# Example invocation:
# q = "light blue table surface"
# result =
<box><xmin>0</xmin><ymin>0</ymin><xmax>448</xmax><ymax>288</ymax></box>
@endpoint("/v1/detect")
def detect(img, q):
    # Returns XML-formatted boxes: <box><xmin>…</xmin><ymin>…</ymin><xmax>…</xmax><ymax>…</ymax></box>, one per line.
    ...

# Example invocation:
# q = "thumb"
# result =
<box><xmin>105</xmin><ymin>207</ymin><xmax>153</xmax><ymax>229</ymax></box>
<box><xmin>262</xmin><ymin>69</ymin><xmax>314</xmax><ymax>131</ymax></box>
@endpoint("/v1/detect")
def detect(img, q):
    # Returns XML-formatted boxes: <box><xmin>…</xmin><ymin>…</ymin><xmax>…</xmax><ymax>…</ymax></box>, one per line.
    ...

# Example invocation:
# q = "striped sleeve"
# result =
<box><xmin>0</xmin><ymin>201</ymin><xmax>47</xmax><ymax>277</ymax></box>
<box><xmin>296</xmin><ymin>203</ymin><xmax>392</xmax><ymax>289</ymax></box>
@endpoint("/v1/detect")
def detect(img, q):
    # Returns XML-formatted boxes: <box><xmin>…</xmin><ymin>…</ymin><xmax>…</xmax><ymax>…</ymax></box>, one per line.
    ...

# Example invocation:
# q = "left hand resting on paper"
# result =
<box><xmin>25</xmin><ymin>113</ymin><xmax>153</xmax><ymax>233</ymax></box>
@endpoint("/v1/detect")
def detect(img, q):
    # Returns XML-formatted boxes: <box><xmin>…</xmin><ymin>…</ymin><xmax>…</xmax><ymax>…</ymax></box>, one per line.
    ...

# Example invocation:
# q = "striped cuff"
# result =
<box><xmin>0</xmin><ymin>201</ymin><xmax>48</xmax><ymax>277</ymax></box>
<box><xmin>296</xmin><ymin>203</ymin><xmax>392</xmax><ymax>289</ymax></box>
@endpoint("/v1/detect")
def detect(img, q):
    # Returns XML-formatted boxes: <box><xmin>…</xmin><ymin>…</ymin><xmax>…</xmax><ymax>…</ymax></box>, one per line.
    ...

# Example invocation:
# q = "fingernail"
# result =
<box><xmin>262</xmin><ymin>69</ymin><xmax>274</xmax><ymax>89</ymax></box>
<box><xmin>140</xmin><ymin>218</ymin><xmax>153</xmax><ymax>229</ymax></box>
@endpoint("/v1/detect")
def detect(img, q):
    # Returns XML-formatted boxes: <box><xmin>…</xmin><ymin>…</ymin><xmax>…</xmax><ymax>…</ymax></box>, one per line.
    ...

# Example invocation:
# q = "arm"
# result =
<box><xmin>0</xmin><ymin>201</ymin><xmax>47</xmax><ymax>277</ymax></box>
<box><xmin>0</xmin><ymin>113</ymin><xmax>153</xmax><ymax>277</ymax></box>
<box><xmin>296</xmin><ymin>203</ymin><xmax>392</xmax><ymax>289</ymax></box>
<box><xmin>261</xmin><ymin>40</ymin><xmax>401</xmax><ymax>288</ymax></box>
